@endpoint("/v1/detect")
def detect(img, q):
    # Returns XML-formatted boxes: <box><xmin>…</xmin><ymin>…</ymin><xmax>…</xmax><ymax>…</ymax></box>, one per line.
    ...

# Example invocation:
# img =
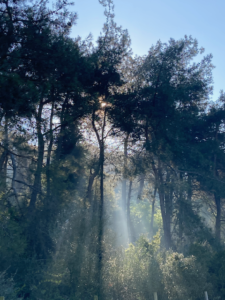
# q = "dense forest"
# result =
<box><xmin>1</xmin><ymin>0</ymin><xmax>225</xmax><ymax>299</ymax></box>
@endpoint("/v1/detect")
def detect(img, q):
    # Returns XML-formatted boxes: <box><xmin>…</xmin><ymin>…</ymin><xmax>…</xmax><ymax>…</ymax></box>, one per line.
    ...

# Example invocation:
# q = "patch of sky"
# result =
<box><xmin>69</xmin><ymin>0</ymin><xmax>225</xmax><ymax>102</ymax></box>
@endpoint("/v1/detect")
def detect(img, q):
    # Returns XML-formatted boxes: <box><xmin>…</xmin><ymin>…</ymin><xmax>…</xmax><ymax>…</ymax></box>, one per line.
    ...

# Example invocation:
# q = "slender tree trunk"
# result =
<box><xmin>150</xmin><ymin>186</ymin><xmax>157</xmax><ymax>239</ymax></box>
<box><xmin>158</xmin><ymin>164</ymin><xmax>172</xmax><ymax>249</ymax></box>
<box><xmin>164</xmin><ymin>195</ymin><xmax>172</xmax><ymax>247</ymax></box>
<box><xmin>137</xmin><ymin>173</ymin><xmax>145</xmax><ymax>202</ymax></box>
<box><xmin>178</xmin><ymin>172</ymin><xmax>183</xmax><ymax>240</ymax></box>
<box><xmin>0</xmin><ymin>150</ymin><xmax>7</xmax><ymax>171</ymax></box>
<box><xmin>56</xmin><ymin>94</ymin><xmax>69</xmax><ymax>160</ymax></box>
<box><xmin>97</xmin><ymin>113</ymin><xmax>106</xmax><ymax>299</ymax></box>
<box><xmin>3</xmin><ymin>155</ymin><xmax>8</xmax><ymax>188</ymax></box>
<box><xmin>10</xmin><ymin>153</ymin><xmax>18</xmax><ymax>200</ymax></box>
<box><xmin>1</xmin><ymin>118</ymin><xmax>9</xmax><ymax>189</ymax></box>
<box><xmin>0</xmin><ymin>150</ymin><xmax>8</xmax><ymax>192</ymax></box>
<box><xmin>29</xmin><ymin>100</ymin><xmax>44</xmax><ymax>213</ymax></box>
<box><xmin>92</xmin><ymin>108</ymin><xmax>106</xmax><ymax>300</ymax></box>
<box><xmin>127</xmin><ymin>180</ymin><xmax>134</xmax><ymax>243</ymax></box>
<box><xmin>214</xmin><ymin>193</ymin><xmax>221</xmax><ymax>242</ymax></box>
<box><xmin>213</xmin><ymin>127</ymin><xmax>221</xmax><ymax>244</ymax></box>
<box><xmin>71</xmin><ymin>199</ymin><xmax>89</xmax><ymax>297</ymax></box>
<box><xmin>9</xmin><ymin>153</ymin><xmax>24</xmax><ymax>216</ymax></box>
<box><xmin>187</xmin><ymin>174</ymin><xmax>192</xmax><ymax>202</ymax></box>
<box><xmin>46</xmin><ymin>102</ymin><xmax>54</xmax><ymax>200</ymax></box>
<box><xmin>158</xmin><ymin>189</ymin><xmax>172</xmax><ymax>248</ymax></box>
<box><xmin>122</xmin><ymin>134</ymin><xmax>128</xmax><ymax>211</ymax></box>
<box><xmin>98</xmin><ymin>141</ymin><xmax>104</xmax><ymax>247</ymax></box>
<box><xmin>151</xmin><ymin>158</ymin><xmax>171</xmax><ymax>247</ymax></box>
<box><xmin>87</xmin><ymin>162</ymin><xmax>100</xmax><ymax>203</ymax></box>
<box><xmin>87</xmin><ymin>173</ymin><xmax>96</xmax><ymax>203</ymax></box>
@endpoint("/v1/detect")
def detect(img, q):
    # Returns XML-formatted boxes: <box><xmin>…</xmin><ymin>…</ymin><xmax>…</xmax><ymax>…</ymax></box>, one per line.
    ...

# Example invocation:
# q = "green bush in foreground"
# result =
<box><xmin>104</xmin><ymin>233</ymin><xmax>211</xmax><ymax>300</ymax></box>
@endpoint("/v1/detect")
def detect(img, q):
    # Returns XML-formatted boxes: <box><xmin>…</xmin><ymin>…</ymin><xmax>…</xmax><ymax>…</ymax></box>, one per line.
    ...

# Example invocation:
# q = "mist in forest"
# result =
<box><xmin>0</xmin><ymin>0</ymin><xmax>225</xmax><ymax>299</ymax></box>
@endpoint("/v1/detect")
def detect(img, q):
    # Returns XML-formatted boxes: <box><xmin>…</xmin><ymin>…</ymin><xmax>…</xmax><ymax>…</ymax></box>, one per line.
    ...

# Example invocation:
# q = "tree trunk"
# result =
<box><xmin>164</xmin><ymin>195</ymin><xmax>172</xmax><ymax>248</ymax></box>
<box><xmin>122</xmin><ymin>134</ymin><xmax>128</xmax><ymax>211</ymax></box>
<box><xmin>151</xmin><ymin>158</ymin><xmax>172</xmax><ymax>248</ymax></box>
<box><xmin>71</xmin><ymin>202</ymin><xmax>89</xmax><ymax>297</ymax></box>
<box><xmin>0</xmin><ymin>150</ymin><xmax>7</xmax><ymax>171</ymax></box>
<box><xmin>158</xmin><ymin>165</ymin><xmax>172</xmax><ymax>249</ymax></box>
<box><xmin>92</xmin><ymin>108</ymin><xmax>106</xmax><ymax>300</ymax></box>
<box><xmin>2</xmin><ymin>118</ymin><xmax>9</xmax><ymax>188</ymax></box>
<box><xmin>187</xmin><ymin>174</ymin><xmax>192</xmax><ymax>202</ymax></box>
<box><xmin>178</xmin><ymin>172</ymin><xmax>183</xmax><ymax>240</ymax></box>
<box><xmin>46</xmin><ymin>102</ymin><xmax>54</xmax><ymax>201</ymax></box>
<box><xmin>137</xmin><ymin>174</ymin><xmax>145</xmax><ymax>202</ymax></box>
<box><xmin>150</xmin><ymin>186</ymin><xmax>157</xmax><ymax>239</ymax></box>
<box><xmin>214</xmin><ymin>193</ymin><xmax>221</xmax><ymax>243</ymax></box>
<box><xmin>29</xmin><ymin>100</ymin><xmax>44</xmax><ymax>213</ymax></box>
<box><xmin>55</xmin><ymin>94</ymin><xmax>69</xmax><ymax>160</ymax></box>
<box><xmin>0</xmin><ymin>150</ymin><xmax>8</xmax><ymax>191</ymax></box>
<box><xmin>87</xmin><ymin>162</ymin><xmax>100</xmax><ymax>204</ymax></box>
<box><xmin>213</xmin><ymin>127</ymin><xmax>221</xmax><ymax>244</ymax></box>
<box><xmin>98</xmin><ymin>142</ymin><xmax>104</xmax><ymax>242</ymax></box>
<box><xmin>127</xmin><ymin>180</ymin><xmax>134</xmax><ymax>243</ymax></box>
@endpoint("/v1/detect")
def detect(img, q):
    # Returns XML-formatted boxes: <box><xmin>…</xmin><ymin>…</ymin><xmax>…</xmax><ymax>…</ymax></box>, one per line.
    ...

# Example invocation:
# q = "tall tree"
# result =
<box><xmin>110</xmin><ymin>37</ymin><xmax>213</xmax><ymax>248</ymax></box>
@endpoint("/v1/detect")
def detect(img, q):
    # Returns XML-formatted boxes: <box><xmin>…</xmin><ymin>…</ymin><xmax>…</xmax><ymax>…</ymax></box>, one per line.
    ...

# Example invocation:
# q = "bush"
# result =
<box><xmin>161</xmin><ymin>252</ymin><xmax>211</xmax><ymax>300</ymax></box>
<box><xmin>104</xmin><ymin>232</ymin><xmax>166</xmax><ymax>300</ymax></box>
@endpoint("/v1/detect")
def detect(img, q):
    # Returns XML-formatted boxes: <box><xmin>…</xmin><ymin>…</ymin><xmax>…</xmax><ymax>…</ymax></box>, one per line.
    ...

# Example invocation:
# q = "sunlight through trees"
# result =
<box><xmin>1</xmin><ymin>0</ymin><xmax>225</xmax><ymax>299</ymax></box>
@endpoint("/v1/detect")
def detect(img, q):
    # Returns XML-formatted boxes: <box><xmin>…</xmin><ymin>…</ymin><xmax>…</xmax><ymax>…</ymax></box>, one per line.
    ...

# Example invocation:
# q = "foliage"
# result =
<box><xmin>161</xmin><ymin>252</ymin><xmax>210</xmax><ymax>300</ymax></box>
<box><xmin>0</xmin><ymin>0</ymin><xmax>225</xmax><ymax>299</ymax></box>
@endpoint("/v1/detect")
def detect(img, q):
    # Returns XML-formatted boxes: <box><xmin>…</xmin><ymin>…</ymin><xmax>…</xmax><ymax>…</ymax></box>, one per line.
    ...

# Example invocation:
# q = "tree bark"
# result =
<box><xmin>0</xmin><ymin>118</ymin><xmax>9</xmax><ymax>189</ymax></box>
<box><xmin>29</xmin><ymin>100</ymin><xmax>44</xmax><ymax>213</ymax></box>
<box><xmin>178</xmin><ymin>172</ymin><xmax>183</xmax><ymax>240</ymax></box>
<box><xmin>122</xmin><ymin>134</ymin><xmax>129</xmax><ymax>211</ymax></box>
<box><xmin>0</xmin><ymin>150</ymin><xmax>8</xmax><ymax>191</ymax></box>
<box><xmin>157</xmin><ymin>163</ymin><xmax>172</xmax><ymax>249</ymax></box>
<box><xmin>187</xmin><ymin>174</ymin><xmax>192</xmax><ymax>202</ymax></box>
<box><xmin>46</xmin><ymin>102</ymin><xmax>54</xmax><ymax>201</ymax></box>
<box><xmin>214</xmin><ymin>193</ymin><xmax>221</xmax><ymax>243</ymax></box>
<box><xmin>55</xmin><ymin>94</ymin><xmax>69</xmax><ymax>160</ymax></box>
<box><xmin>10</xmin><ymin>153</ymin><xmax>24</xmax><ymax>216</ymax></box>
<box><xmin>213</xmin><ymin>126</ymin><xmax>221</xmax><ymax>244</ymax></box>
<box><xmin>127</xmin><ymin>180</ymin><xmax>134</xmax><ymax>243</ymax></box>
<box><xmin>0</xmin><ymin>150</ymin><xmax>7</xmax><ymax>171</ymax></box>
<box><xmin>92</xmin><ymin>108</ymin><xmax>106</xmax><ymax>299</ymax></box>
<box><xmin>150</xmin><ymin>186</ymin><xmax>157</xmax><ymax>239</ymax></box>
<box><xmin>87</xmin><ymin>161</ymin><xmax>100</xmax><ymax>204</ymax></box>
<box><xmin>137</xmin><ymin>173</ymin><xmax>145</xmax><ymax>202</ymax></box>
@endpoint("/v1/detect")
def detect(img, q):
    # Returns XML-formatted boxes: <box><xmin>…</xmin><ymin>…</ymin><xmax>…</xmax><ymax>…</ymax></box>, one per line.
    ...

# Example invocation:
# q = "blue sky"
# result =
<box><xmin>70</xmin><ymin>0</ymin><xmax>225</xmax><ymax>101</ymax></box>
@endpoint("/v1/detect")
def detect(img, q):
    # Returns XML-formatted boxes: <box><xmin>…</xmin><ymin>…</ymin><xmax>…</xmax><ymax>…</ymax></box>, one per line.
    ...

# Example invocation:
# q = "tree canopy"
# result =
<box><xmin>1</xmin><ymin>1</ymin><xmax>225</xmax><ymax>299</ymax></box>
